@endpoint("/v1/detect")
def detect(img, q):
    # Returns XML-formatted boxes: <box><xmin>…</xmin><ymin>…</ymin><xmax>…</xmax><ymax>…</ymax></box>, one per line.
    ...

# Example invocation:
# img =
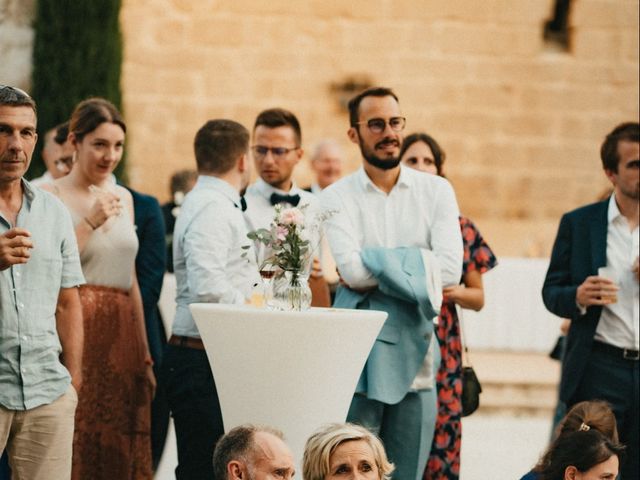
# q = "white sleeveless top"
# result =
<box><xmin>70</xmin><ymin>204</ymin><xmax>138</xmax><ymax>290</ymax></box>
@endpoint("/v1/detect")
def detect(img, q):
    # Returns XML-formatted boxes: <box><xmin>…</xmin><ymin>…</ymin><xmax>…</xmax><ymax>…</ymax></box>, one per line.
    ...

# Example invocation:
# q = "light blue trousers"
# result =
<box><xmin>347</xmin><ymin>347</ymin><xmax>440</xmax><ymax>480</ymax></box>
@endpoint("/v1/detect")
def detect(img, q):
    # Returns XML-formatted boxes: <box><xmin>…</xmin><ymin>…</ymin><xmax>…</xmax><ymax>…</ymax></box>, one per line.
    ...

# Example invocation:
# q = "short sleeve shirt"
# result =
<box><xmin>0</xmin><ymin>180</ymin><xmax>85</xmax><ymax>410</ymax></box>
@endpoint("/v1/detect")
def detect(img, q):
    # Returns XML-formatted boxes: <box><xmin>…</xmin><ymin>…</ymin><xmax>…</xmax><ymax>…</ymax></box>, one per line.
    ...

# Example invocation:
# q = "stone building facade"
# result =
<box><xmin>0</xmin><ymin>0</ymin><xmax>34</xmax><ymax>88</ymax></box>
<box><xmin>2</xmin><ymin>0</ymin><xmax>638</xmax><ymax>255</ymax></box>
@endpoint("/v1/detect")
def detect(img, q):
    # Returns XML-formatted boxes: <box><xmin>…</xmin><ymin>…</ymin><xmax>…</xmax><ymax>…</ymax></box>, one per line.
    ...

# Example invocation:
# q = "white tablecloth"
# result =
<box><xmin>191</xmin><ymin>303</ymin><xmax>386</xmax><ymax>471</ymax></box>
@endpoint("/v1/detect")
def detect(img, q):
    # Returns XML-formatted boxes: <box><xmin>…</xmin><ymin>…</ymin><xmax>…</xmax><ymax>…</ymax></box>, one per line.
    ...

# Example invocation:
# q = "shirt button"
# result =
<box><xmin>22</xmin><ymin>335</ymin><xmax>27</xmax><ymax>341</ymax></box>
<box><xmin>19</xmin><ymin>303</ymin><xmax>24</xmax><ymax>309</ymax></box>
<box><xmin>15</xmin><ymin>271</ymin><xmax>20</xmax><ymax>277</ymax></box>
<box><xmin>21</xmin><ymin>368</ymin><xmax>26</xmax><ymax>373</ymax></box>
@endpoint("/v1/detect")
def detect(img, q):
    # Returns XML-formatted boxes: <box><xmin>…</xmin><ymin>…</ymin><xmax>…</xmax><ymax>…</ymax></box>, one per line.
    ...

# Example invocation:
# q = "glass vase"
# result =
<box><xmin>271</xmin><ymin>269</ymin><xmax>312</xmax><ymax>311</ymax></box>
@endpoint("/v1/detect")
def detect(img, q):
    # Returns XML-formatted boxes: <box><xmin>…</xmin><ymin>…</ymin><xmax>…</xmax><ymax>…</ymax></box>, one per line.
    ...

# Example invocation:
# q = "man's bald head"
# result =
<box><xmin>213</xmin><ymin>425</ymin><xmax>295</xmax><ymax>480</ymax></box>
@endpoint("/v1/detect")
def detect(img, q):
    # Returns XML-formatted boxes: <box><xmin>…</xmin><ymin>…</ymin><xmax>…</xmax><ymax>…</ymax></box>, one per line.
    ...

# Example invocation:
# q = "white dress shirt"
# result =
<box><xmin>306</xmin><ymin>184</ymin><xmax>340</xmax><ymax>283</ymax></box>
<box><xmin>594</xmin><ymin>194</ymin><xmax>640</xmax><ymax>350</ymax></box>
<box><xmin>172</xmin><ymin>175</ymin><xmax>259</xmax><ymax>338</ymax></box>
<box><xmin>320</xmin><ymin>165</ymin><xmax>463</xmax><ymax>290</ymax></box>
<box><xmin>244</xmin><ymin>178</ymin><xmax>322</xmax><ymax>254</ymax></box>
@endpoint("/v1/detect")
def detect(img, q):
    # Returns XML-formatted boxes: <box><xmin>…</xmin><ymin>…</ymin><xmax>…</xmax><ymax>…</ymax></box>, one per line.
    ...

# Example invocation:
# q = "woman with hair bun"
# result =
<box><xmin>520</xmin><ymin>400</ymin><xmax>622</xmax><ymax>480</ymax></box>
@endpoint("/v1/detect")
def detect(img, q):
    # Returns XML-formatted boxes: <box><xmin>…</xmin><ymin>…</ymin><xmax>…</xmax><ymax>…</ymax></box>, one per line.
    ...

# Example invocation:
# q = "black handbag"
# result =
<box><xmin>548</xmin><ymin>335</ymin><xmax>566</xmax><ymax>361</ymax></box>
<box><xmin>459</xmin><ymin>307</ymin><xmax>482</xmax><ymax>417</ymax></box>
<box><xmin>461</xmin><ymin>365</ymin><xmax>482</xmax><ymax>417</ymax></box>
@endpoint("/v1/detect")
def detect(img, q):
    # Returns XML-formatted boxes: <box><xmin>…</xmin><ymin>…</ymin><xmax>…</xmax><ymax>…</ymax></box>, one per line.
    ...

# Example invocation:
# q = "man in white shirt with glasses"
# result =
<box><xmin>321</xmin><ymin>87</ymin><xmax>463</xmax><ymax>480</ymax></box>
<box><xmin>244</xmin><ymin>108</ymin><xmax>330</xmax><ymax>306</ymax></box>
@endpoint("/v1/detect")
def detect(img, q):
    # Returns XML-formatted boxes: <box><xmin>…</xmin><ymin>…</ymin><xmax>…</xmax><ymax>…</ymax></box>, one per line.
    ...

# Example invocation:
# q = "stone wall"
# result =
<box><xmin>2</xmin><ymin>1</ymin><xmax>638</xmax><ymax>256</ymax></box>
<box><xmin>0</xmin><ymin>0</ymin><xmax>35</xmax><ymax>89</ymax></box>
<box><xmin>120</xmin><ymin>0</ymin><xmax>638</xmax><ymax>256</ymax></box>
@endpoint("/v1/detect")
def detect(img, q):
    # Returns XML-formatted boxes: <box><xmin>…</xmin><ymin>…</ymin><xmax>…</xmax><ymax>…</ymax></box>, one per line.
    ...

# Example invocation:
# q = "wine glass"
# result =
<box><xmin>257</xmin><ymin>245</ymin><xmax>277</xmax><ymax>309</ymax></box>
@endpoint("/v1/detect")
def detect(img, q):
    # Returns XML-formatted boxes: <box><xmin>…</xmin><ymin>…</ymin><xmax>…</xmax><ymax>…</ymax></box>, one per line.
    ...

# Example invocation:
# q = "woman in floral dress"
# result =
<box><xmin>400</xmin><ymin>133</ymin><xmax>497</xmax><ymax>480</ymax></box>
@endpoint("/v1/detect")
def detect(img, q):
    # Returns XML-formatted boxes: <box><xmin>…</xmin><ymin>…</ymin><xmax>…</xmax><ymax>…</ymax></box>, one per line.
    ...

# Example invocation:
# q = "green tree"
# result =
<box><xmin>29</xmin><ymin>0</ymin><xmax>125</xmax><ymax>179</ymax></box>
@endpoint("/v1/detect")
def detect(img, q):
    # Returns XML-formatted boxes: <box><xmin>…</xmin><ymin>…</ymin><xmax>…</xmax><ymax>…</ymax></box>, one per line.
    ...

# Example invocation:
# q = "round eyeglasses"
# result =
<box><xmin>354</xmin><ymin>117</ymin><xmax>406</xmax><ymax>134</ymax></box>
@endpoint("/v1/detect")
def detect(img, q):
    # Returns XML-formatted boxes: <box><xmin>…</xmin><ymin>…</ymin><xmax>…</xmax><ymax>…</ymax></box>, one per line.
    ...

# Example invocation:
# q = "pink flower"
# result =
<box><xmin>279</xmin><ymin>208</ymin><xmax>304</xmax><ymax>226</ymax></box>
<box><xmin>275</xmin><ymin>225</ymin><xmax>287</xmax><ymax>242</ymax></box>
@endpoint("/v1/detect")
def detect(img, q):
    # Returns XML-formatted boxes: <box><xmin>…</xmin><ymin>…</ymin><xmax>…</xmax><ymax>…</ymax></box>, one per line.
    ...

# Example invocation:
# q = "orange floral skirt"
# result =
<box><xmin>72</xmin><ymin>285</ymin><xmax>152</xmax><ymax>480</ymax></box>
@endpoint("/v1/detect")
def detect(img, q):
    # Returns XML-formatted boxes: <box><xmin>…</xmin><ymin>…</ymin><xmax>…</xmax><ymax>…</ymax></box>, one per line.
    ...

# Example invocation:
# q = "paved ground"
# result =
<box><xmin>461</xmin><ymin>413</ymin><xmax>552</xmax><ymax>479</ymax></box>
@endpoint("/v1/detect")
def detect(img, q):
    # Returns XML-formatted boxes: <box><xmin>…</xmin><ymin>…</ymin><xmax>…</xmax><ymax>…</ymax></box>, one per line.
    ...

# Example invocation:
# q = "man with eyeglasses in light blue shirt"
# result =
<box><xmin>0</xmin><ymin>85</ymin><xmax>84</xmax><ymax>480</ymax></box>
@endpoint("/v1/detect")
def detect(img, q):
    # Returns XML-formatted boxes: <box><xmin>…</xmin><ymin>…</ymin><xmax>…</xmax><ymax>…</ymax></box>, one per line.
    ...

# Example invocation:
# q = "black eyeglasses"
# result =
<box><xmin>251</xmin><ymin>145</ymin><xmax>299</xmax><ymax>160</ymax></box>
<box><xmin>354</xmin><ymin>117</ymin><xmax>406</xmax><ymax>134</ymax></box>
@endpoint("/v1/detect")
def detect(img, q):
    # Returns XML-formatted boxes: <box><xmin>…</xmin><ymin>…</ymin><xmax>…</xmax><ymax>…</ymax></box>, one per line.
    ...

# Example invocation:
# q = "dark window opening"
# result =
<box><xmin>544</xmin><ymin>0</ymin><xmax>572</xmax><ymax>50</ymax></box>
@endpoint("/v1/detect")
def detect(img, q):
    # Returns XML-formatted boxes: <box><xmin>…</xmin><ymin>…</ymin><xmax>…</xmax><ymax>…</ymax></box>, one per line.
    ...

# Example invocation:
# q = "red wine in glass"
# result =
<box><xmin>260</xmin><ymin>270</ymin><xmax>276</xmax><ymax>280</ymax></box>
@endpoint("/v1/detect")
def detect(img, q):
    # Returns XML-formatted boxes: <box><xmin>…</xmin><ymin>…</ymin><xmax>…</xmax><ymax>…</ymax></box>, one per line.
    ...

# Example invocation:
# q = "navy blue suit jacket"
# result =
<box><xmin>127</xmin><ymin>187</ymin><xmax>167</xmax><ymax>365</ymax></box>
<box><xmin>542</xmin><ymin>199</ymin><xmax>608</xmax><ymax>403</ymax></box>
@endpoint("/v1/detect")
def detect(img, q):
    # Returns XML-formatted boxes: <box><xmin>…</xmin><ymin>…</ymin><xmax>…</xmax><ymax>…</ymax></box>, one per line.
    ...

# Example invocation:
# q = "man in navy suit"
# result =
<box><xmin>543</xmin><ymin>122</ymin><xmax>639</xmax><ymax>479</ymax></box>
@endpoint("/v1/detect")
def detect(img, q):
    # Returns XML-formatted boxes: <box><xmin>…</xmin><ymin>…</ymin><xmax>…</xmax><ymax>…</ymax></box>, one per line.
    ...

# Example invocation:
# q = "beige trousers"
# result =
<box><xmin>0</xmin><ymin>385</ymin><xmax>77</xmax><ymax>480</ymax></box>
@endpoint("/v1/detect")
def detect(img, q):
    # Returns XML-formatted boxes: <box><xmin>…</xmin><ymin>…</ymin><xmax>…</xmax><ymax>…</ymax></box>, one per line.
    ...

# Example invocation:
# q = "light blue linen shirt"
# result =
<box><xmin>172</xmin><ymin>175</ymin><xmax>259</xmax><ymax>338</ymax></box>
<box><xmin>0</xmin><ymin>179</ymin><xmax>85</xmax><ymax>410</ymax></box>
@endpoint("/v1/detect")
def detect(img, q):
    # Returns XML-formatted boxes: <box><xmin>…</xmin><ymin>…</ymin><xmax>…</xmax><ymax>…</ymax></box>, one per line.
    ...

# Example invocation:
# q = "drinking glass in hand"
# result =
<box><xmin>597</xmin><ymin>267</ymin><xmax>618</xmax><ymax>304</ymax></box>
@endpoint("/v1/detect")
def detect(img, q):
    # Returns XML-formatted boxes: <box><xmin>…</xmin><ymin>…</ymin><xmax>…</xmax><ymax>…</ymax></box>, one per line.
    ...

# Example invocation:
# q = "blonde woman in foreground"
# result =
<box><xmin>303</xmin><ymin>423</ymin><xmax>394</xmax><ymax>480</ymax></box>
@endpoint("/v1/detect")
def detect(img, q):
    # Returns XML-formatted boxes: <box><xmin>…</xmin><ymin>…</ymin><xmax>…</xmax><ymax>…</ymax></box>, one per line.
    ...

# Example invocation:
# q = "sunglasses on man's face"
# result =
<box><xmin>354</xmin><ymin>117</ymin><xmax>406</xmax><ymax>135</ymax></box>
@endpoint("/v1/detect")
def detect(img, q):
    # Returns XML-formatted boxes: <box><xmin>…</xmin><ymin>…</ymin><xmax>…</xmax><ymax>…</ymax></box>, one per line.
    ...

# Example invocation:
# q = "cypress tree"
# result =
<box><xmin>29</xmin><ymin>0</ymin><xmax>125</xmax><ymax>179</ymax></box>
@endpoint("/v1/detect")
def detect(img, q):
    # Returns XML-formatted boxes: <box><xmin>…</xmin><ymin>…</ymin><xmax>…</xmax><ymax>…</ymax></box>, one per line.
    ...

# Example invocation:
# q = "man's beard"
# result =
<box><xmin>359</xmin><ymin>137</ymin><xmax>401</xmax><ymax>171</ymax></box>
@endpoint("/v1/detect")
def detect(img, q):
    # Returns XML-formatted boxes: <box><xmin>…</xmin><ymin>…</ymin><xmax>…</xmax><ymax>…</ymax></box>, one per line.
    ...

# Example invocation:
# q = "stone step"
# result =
<box><xmin>468</xmin><ymin>350</ymin><xmax>561</xmax><ymax>416</ymax></box>
<box><xmin>478</xmin><ymin>381</ymin><xmax>559</xmax><ymax>416</ymax></box>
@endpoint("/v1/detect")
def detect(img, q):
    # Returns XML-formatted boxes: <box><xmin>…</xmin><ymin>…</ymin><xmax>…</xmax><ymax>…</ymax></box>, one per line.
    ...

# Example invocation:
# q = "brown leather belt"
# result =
<box><xmin>168</xmin><ymin>335</ymin><xmax>205</xmax><ymax>350</ymax></box>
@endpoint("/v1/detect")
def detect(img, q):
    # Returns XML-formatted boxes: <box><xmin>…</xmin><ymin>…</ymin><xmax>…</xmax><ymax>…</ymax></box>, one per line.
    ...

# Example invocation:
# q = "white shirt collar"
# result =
<box><xmin>607</xmin><ymin>193</ymin><xmax>624</xmax><ymax>224</ymax></box>
<box><xmin>310</xmin><ymin>183</ymin><xmax>322</xmax><ymax>195</ymax></box>
<box><xmin>356</xmin><ymin>164</ymin><xmax>412</xmax><ymax>193</ymax></box>
<box><xmin>195</xmin><ymin>175</ymin><xmax>241</xmax><ymax>206</ymax></box>
<box><xmin>252</xmin><ymin>177</ymin><xmax>301</xmax><ymax>199</ymax></box>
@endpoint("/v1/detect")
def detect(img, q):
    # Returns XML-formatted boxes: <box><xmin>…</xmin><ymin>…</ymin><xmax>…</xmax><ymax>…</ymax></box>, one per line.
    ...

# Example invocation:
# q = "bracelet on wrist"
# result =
<box><xmin>84</xmin><ymin>217</ymin><xmax>98</xmax><ymax>230</ymax></box>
